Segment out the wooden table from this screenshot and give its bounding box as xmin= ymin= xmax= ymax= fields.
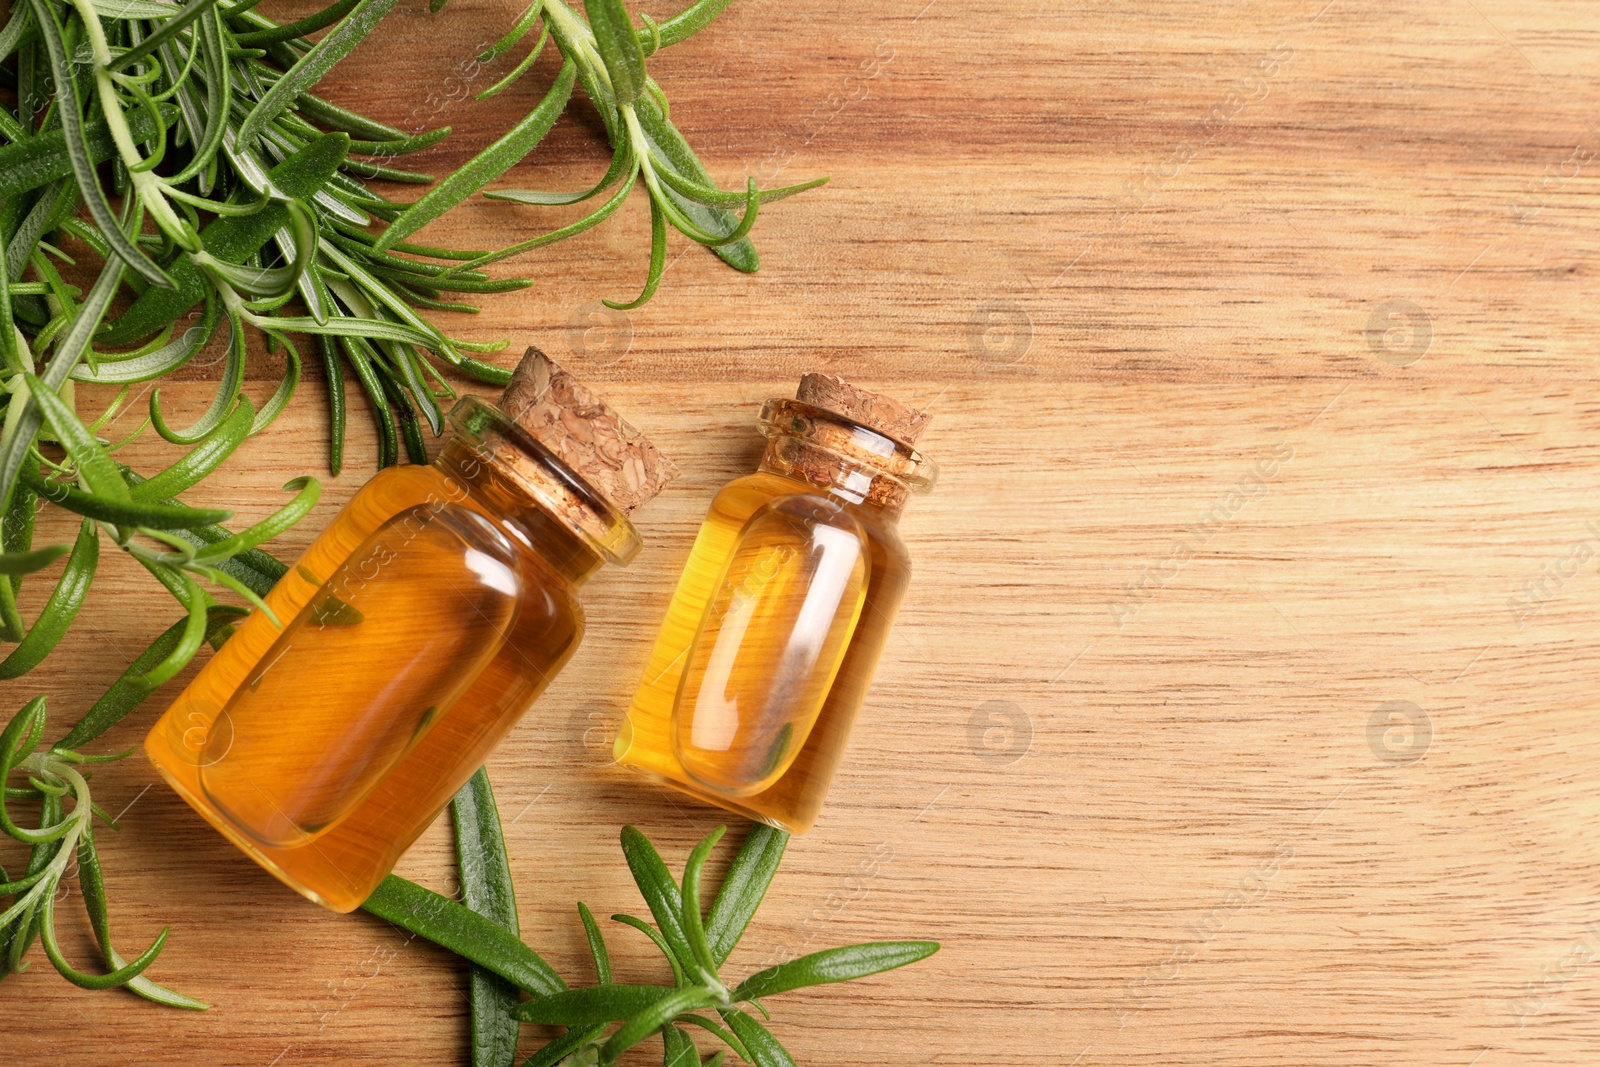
xmin=7 ymin=0 xmax=1600 ymax=1063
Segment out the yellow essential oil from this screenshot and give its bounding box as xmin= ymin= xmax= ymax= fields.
xmin=617 ymin=375 xmax=937 ymax=832
xmin=146 ymin=350 xmax=676 ymax=912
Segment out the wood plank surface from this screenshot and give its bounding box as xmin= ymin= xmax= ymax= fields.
xmin=6 ymin=0 xmax=1600 ymax=1063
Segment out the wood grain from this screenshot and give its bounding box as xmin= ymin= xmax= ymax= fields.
xmin=6 ymin=0 xmax=1600 ymax=1063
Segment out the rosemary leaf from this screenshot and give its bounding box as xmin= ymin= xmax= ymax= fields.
xmin=375 ymin=61 xmax=577 ymax=252
xmin=236 ymin=0 xmax=400 ymax=147
xmin=361 ymin=876 xmax=565 ymax=996
xmin=451 ymin=768 xmax=522 ymax=1067
xmin=704 ymin=824 xmax=787 ymax=966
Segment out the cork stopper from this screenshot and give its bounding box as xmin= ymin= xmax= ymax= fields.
xmin=795 ymin=373 xmax=931 ymax=447
xmin=498 ymin=347 xmax=679 ymax=515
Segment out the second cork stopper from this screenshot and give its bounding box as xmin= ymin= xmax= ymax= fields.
xmin=795 ymin=373 xmax=932 ymax=448
xmin=498 ymin=347 xmax=679 ymax=515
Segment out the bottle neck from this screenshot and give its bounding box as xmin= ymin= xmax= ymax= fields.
xmin=435 ymin=397 xmax=642 ymax=586
xmin=755 ymin=399 xmax=937 ymax=518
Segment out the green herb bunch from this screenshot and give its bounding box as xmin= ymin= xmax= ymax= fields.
xmin=365 ymin=805 xmax=938 ymax=1067
xmin=2 ymin=0 xmax=538 ymax=477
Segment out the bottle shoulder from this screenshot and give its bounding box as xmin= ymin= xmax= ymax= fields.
xmin=350 ymin=462 xmax=462 ymax=508
xmin=714 ymin=470 xmax=805 ymax=502
xmin=348 ymin=463 xmax=601 ymax=595
xmin=710 ymin=472 xmax=909 ymax=562
xmin=710 ymin=472 xmax=900 ymax=523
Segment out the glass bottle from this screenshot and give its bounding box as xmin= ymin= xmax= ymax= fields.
xmin=145 ymin=349 xmax=677 ymax=912
xmin=615 ymin=374 xmax=937 ymax=833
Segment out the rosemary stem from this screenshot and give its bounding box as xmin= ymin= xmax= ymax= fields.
xmin=542 ymin=0 xmax=607 ymax=83
xmin=68 ymin=0 xmax=201 ymax=251
xmin=0 ymin=754 xmax=91 ymax=927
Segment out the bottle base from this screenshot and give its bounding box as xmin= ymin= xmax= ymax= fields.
xmin=616 ymin=763 xmax=816 ymax=834
xmin=145 ymin=750 xmax=362 ymax=913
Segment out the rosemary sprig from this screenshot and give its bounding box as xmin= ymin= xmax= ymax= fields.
xmin=0 ymin=696 xmax=209 ymax=1008
xmin=366 ymin=823 xmax=938 ymax=1067
xmin=379 ymin=0 xmax=827 ymax=308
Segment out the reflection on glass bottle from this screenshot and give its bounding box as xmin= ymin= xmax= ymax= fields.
xmin=673 ymin=494 xmax=870 ymax=796
xmin=145 ymin=350 xmax=677 ymax=912
xmin=198 ymin=507 xmax=522 ymax=847
xmin=618 ymin=374 xmax=937 ymax=833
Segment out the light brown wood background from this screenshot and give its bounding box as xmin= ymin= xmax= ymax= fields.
xmin=6 ymin=0 xmax=1600 ymax=1062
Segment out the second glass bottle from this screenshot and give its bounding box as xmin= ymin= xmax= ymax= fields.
xmin=616 ymin=373 xmax=938 ymax=832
